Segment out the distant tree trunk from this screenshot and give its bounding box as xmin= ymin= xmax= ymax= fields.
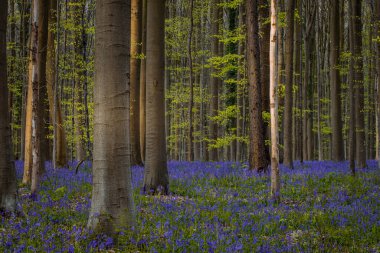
xmin=0 ymin=0 xmax=17 ymax=212
xmin=88 ymin=0 xmax=135 ymax=234
xmin=209 ymin=0 xmax=219 ymax=161
xmin=330 ymin=0 xmax=344 ymax=161
xmin=376 ymin=0 xmax=380 ymax=168
xmin=20 ymin=0 xmax=30 ymax=161
xmin=294 ymin=0 xmax=302 ymax=161
xmin=187 ymin=0 xmax=194 ymax=161
xmin=258 ymin=0 xmax=270 ymax=161
xmin=348 ymin=0 xmax=356 ymax=175
xmin=47 ymin=0 xmax=67 ymax=168
xmin=270 ymin=0 xmax=280 ymax=202
xmin=236 ymin=3 xmax=245 ymax=162
xmin=31 ymin=0 xmax=48 ymax=195
xmin=246 ymin=0 xmax=267 ymax=171
xmin=283 ymin=0 xmax=295 ymax=168
xmin=143 ymin=0 xmax=169 ymax=194
xmin=130 ymin=0 xmax=143 ymax=166
xmin=139 ymin=0 xmax=147 ymax=162
xmin=351 ymin=0 xmax=366 ymax=168
xmin=23 ymin=49 xmax=33 ymax=184
xmin=303 ymin=1 xmax=315 ymax=161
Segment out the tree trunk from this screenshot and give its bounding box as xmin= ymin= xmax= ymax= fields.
xmin=0 ymin=0 xmax=17 ymax=212
xmin=139 ymin=0 xmax=147 ymax=162
xmin=270 ymin=0 xmax=280 ymax=202
xmin=47 ymin=0 xmax=67 ymax=168
xmin=143 ymin=0 xmax=169 ymax=194
xmin=294 ymin=0 xmax=302 ymax=161
xmin=187 ymin=0 xmax=194 ymax=161
xmin=130 ymin=0 xmax=143 ymax=166
xmin=88 ymin=0 xmax=135 ymax=234
xmin=303 ymin=1 xmax=315 ymax=161
xmin=209 ymin=0 xmax=219 ymax=161
xmin=351 ymin=0 xmax=366 ymax=168
xmin=349 ymin=1 xmax=356 ymax=175
xmin=236 ymin=3 xmax=245 ymax=162
xmin=330 ymin=0 xmax=344 ymax=161
xmin=376 ymin=0 xmax=380 ymax=168
xmin=246 ymin=0 xmax=267 ymax=171
xmin=23 ymin=49 xmax=33 ymax=184
xmin=259 ymin=0 xmax=270 ymax=162
xmin=283 ymin=0 xmax=295 ymax=168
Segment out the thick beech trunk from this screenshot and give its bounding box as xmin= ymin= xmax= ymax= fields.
xmin=88 ymin=0 xmax=135 ymax=233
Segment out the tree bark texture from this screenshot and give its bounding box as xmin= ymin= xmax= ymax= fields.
xmin=139 ymin=0 xmax=147 ymax=162
xmin=330 ymin=0 xmax=344 ymax=161
xmin=283 ymin=0 xmax=295 ymax=168
xmin=270 ymin=0 xmax=280 ymax=202
xmin=0 ymin=0 xmax=17 ymax=212
xmin=130 ymin=0 xmax=143 ymax=166
xmin=88 ymin=0 xmax=135 ymax=234
xmin=246 ymin=0 xmax=267 ymax=171
xmin=209 ymin=0 xmax=220 ymax=161
xmin=143 ymin=0 xmax=169 ymax=194
xmin=351 ymin=0 xmax=366 ymax=168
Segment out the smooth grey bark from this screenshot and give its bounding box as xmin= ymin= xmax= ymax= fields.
xmin=143 ymin=0 xmax=169 ymax=194
xmin=0 ymin=0 xmax=17 ymax=212
xmin=88 ymin=0 xmax=135 ymax=233
xmin=270 ymin=0 xmax=280 ymax=202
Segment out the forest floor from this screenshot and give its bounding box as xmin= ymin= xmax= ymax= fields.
xmin=1 ymin=160 xmax=380 ymax=252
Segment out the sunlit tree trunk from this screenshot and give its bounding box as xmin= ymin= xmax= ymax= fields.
xmin=31 ymin=0 xmax=48 ymax=195
xmin=88 ymin=0 xmax=135 ymax=233
xmin=30 ymin=0 xmax=40 ymax=194
xmin=270 ymin=0 xmax=280 ymax=202
xmin=143 ymin=0 xmax=169 ymax=194
xmin=246 ymin=0 xmax=267 ymax=171
xmin=0 ymin=0 xmax=17 ymax=212
xmin=23 ymin=49 xmax=33 ymax=184
xmin=283 ymin=0 xmax=295 ymax=168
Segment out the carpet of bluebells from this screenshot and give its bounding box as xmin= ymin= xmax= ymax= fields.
xmin=1 ymin=160 xmax=380 ymax=252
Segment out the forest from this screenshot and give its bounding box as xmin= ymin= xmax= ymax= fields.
xmin=0 ymin=0 xmax=379 ymax=252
